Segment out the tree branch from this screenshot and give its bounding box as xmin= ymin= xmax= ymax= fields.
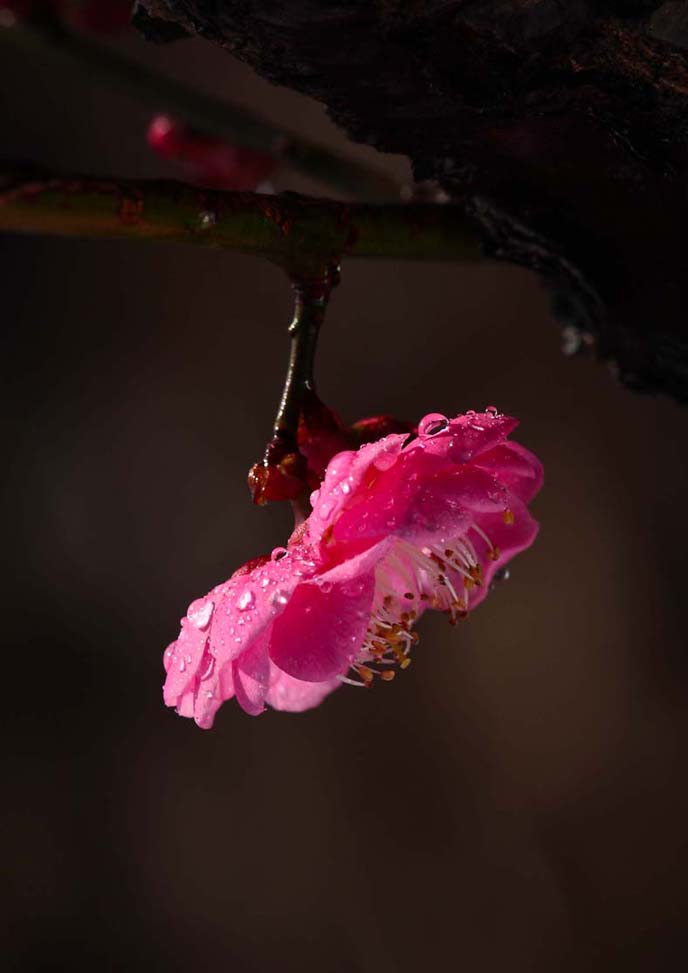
xmin=136 ymin=1 xmax=688 ymax=403
xmin=0 ymin=169 xmax=483 ymax=275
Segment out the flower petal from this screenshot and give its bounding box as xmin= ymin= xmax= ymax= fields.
xmin=412 ymin=411 xmax=519 ymax=462
xmin=307 ymin=434 xmax=408 ymax=548
xmin=473 ymin=442 xmax=544 ymax=504
xmin=162 ymin=616 xmax=210 ymax=709
xmin=233 ymin=630 xmax=271 ymax=716
xmin=266 ymin=666 xmax=341 ymax=712
xmin=466 ymin=495 xmax=540 ymax=610
xmin=268 ymin=546 xmax=383 ymax=681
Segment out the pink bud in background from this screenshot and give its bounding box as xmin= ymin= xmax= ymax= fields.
xmin=147 ymin=114 xmax=278 ymax=191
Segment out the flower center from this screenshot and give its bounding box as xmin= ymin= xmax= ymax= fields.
xmin=340 ymin=523 xmax=500 ymax=688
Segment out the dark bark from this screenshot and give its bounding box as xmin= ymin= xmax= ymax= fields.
xmin=135 ymin=1 xmax=688 ymax=402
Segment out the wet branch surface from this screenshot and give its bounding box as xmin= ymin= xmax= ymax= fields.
xmin=137 ymin=0 xmax=688 ymax=403
xmin=0 ymin=169 xmax=483 ymax=275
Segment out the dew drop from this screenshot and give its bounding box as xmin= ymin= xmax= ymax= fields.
xmin=485 ymin=405 xmax=499 ymax=416
xmin=187 ymin=598 xmax=213 ymax=630
xmin=179 ymin=657 xmax=186 ymax=673
xmin=341 ymin=481 xmax=351 ymax=495
xmin=236 ymin=588 xmax=255 ymax=611
xmin=319 ymin=501 xmax=333 ymax=520
xmin=272 ymin=589 xmax=289 ymax=607
xmin=418 ymin=413 xmax=449 ymax=438
xmin=271 ymin=547 xmax=288 ymax=562
xmin=319 ymin=580 xmax=333 ymax=594
xmin=200 ymin=655 xmax=215 ymax=681
xmin=490 ymin=566 xmax=511 ymax=591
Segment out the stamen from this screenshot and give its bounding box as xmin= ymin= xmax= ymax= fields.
xmin=342 ymin=522 xmax=501 ymax=690
xmin=338 ymin=674 xmax=368 ymax=688
xmin=470 ymin=522 xmax=500 ymax=561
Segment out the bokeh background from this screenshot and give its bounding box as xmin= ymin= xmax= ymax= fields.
xmin=2 ymin=20 xmax=688 ymax=973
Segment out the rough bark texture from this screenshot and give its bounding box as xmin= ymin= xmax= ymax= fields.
xmin=135 ymin=1 xmax=688 ymax=402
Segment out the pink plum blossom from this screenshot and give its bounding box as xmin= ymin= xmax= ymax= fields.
xmin=163 ymin=408 xmax=543 ymax=727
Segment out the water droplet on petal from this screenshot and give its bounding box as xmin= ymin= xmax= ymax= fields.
xmin=340 ymin=481 xmax=351 ymax=495
xmin=271 ymin=547 xmax=288 ymax=562
xmin=200 ymin=655 xmax=215 ymax=681
xmin=485 ymin=405 xmax=499 ymax=416
xmin=236 ymin=588 xmax=255 ymax=611
xmin=418 ymin=413 xmax=449 ymax=438
xmin=490 ymin=566 xmax=511 ymax=591
xmin=260 ymin=577 xmax=270 ymax=589
xmin=179 ymin=657 xmax=186 ymax=673
xmin=319 ymin=580 xmax=333 ymax=594
xmin=319 ymin=501 xmax=333 ymax=520
xmin=272 ymin=589 xmax=289 ymax=607
xmin=187 ymin=598 xmax=213 ymax=630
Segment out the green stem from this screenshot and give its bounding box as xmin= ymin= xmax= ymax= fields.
xmin=274 ymin=267 xmax=337 ymax=441
xmin=0 ymin=21 xmax=401 ymax=201
xmin=0 ymin=170 xmax=483 ymax=275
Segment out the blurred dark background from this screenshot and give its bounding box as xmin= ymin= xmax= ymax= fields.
xmin=2 ymin=21 xmax=688 ymax=973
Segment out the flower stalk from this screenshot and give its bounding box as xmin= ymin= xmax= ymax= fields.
xmin=276 ymin=267 xmax=338 ymax=441
xmin=248 ymin=266 xmax=339 ymax=508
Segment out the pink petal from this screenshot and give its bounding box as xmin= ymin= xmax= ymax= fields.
xmin=307 ymin=434 xmax=408 ymax=548
xmin=269 ymin=546 xmax=383 ymax=681
xmin=162 ymin=615 xmax=210 ymax=709
xmin=164 ymin=545 xmax=319 ymax=722
xmin=467 ymin=496 xmax=540 ymax=610
xmin=473 ymin=442 xmax=544 ymax=503
xmin=193 ymin=661 xmax=235 ymax=730
xmin=265 ymin=666 xmax=341 ymax=712
xmin=233 ymin=630 xmax=271 ymax=716
xmin=412 ymin=411 xmax=519 ymax=463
